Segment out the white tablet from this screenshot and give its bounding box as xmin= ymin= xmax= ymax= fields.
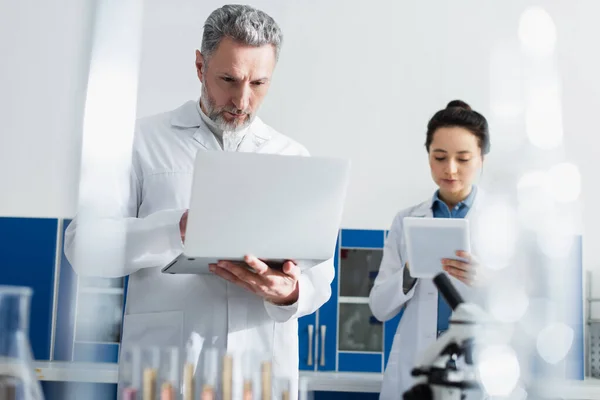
xmin=403 ymin=217 xmax=471 ymax=278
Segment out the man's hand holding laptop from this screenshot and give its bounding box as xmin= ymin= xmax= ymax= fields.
xmin=180 ymin=209 xmax=301 ymax=305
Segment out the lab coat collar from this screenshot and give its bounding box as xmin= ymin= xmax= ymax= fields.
xmin=236 ymin=118 xmax=271 ymax=152
xmin=170 ymin=100 xmax=272 ymax=151
xmin=409 ymin=198 xmax=435 ymax=218
xmin=170 ymin=100 xmax=203 ymax=128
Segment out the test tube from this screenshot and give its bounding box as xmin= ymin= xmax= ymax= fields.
xmin=279 ymin=378 xmax=291 ymax=400
xmin=241 ymin=352 xmax=255 ymax=400
xmin=261 ymin=360 xmax=272 ymax=400
xmin=143 ymin=369 xmax=157 ymax=400
xmin=120 ymin=346 xmax=141 ymax=400
xmin=0 ymin=375 xmax=19 ymax=400
xmin=183 ymin=363 xmax=195 ymax=400
xmin=159 ymin=347 xmax=179 ymax=400
xmin=299 ymin=377 xmax=309 ymax=400
xmin=222 ymin=354 xmax=233 ymax=400
xmin=142 ymin=347 xmax=160 ymax=400
xmin=202 ymin=348 xmax=219 ymax=400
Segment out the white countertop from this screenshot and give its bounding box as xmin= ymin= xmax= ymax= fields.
xmin=298 ymin=371 xmax=382 ymax=393
xmin=531 ymin=379 xmax=600 ymax=399
xmin=33 ymin=362 xmax=382 ymax=393
xmin=34 ymin=361 xmax=118 ymax=385
xmin=32 ymin=362 xmax=600 ymax=398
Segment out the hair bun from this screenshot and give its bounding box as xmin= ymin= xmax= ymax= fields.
xmin=446 ymin=100 xmax=472 ymax=111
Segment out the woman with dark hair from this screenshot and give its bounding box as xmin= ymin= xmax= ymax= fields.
xmin=369 ymin=100 xmax=491 ymax=399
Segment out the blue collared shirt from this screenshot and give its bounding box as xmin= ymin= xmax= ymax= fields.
xmin=432 ymin=185 xmax=477 ymax=219
xmin=433 ymin=185 xmax=477 ymax=336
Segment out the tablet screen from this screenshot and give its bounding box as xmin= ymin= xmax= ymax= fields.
xmin=403 ymin=217 xmax=470 ymax=278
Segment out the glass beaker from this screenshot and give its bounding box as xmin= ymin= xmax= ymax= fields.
xmin=0 ymin=286 xmax=44 ymax=400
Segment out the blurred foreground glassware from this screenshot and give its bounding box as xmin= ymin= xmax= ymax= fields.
xmin=0 ymin=286 xmax=44 ymax=400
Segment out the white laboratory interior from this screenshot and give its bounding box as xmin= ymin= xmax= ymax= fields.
xmin=1 ymin=0 xmax=600 ymax=399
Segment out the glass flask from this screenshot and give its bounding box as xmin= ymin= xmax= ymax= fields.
xmin=0 ymin=286 xmax=44 ymax=400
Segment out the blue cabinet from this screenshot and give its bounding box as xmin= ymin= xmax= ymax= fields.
xmin=300 ymin=229 xmax=403 ymax=373
xmin=0 ymin=218 xmax=124 ymax=364
xmin=0 ymin=217 xmax=58 ymax=360
xmin=337 ymin=229 xmax=386 ymax=373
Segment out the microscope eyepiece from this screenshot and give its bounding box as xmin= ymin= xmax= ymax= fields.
xmin=433 ymin=273 xmax=464 ymax=310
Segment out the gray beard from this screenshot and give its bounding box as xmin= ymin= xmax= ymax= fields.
xmin=200 ymin=84 xmax=255 ymax=133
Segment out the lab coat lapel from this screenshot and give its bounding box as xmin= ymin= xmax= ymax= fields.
xmin=169 ymin=99 xmax=222 ymax=151
xmin=408 ymin=196 xmax=436 ymax=353
xmin=457 ymin=188 xmax=486 ymax=302
xmin=192 ymin=123 xmax=222 ymax=151
xmin=465 ymin=188 xmax=485 ymax=259
xmin=237 ymin=117 xmax=271 ymax=153
xmin=465 ymin=187 xmax=484 ymax=222
xmin=409 ymin=198 xmax=434 ymax=218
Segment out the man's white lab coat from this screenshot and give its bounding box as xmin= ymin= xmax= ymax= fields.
xmin=64 ymin=100 xmax=335 ymax=399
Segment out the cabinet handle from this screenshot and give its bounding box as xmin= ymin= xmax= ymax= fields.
xmin=307 ymin=324 xmax=314 ymax=366
xmin=320 ymin=325 xmax=326 ymax=367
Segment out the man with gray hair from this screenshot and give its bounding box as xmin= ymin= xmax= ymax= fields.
xmin=65 ymin=4 xmax=334 ymax=399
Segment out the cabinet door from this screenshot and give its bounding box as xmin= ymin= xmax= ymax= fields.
xmin=336 ymin=229 xmax=385 ymax=373
xmin=0 ymin=217 xmax=58 ymax=360
xmin=53 ymin=219 xmax=76 ymax=361
xmin=314 ymin=234 xmax=340 ymax=371
xmin=298 ymin=313 xmax=317 ymax=371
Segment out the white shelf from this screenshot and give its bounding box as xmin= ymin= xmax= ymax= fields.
xmin=79 ymin=287 xmax=124 ymax=295
xmin=338 ymin=296 xmax=370 ymax=304
xmin=74 ymin=341 xmax=120 ymax=346
xmin=340 ymin=247 xmax=384 ymax=251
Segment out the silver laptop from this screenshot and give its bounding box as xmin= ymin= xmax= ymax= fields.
xmin=161 ymin=151 xmax=350 ymax=274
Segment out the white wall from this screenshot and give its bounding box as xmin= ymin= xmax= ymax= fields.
xmin=134 ymin=0 xmax=593 ymax=223
xmin=136 ymin=0 xmax=494 ymax=229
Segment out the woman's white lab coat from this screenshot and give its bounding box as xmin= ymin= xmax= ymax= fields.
xmin=64 ymin=100 xmax=334 ymax=399
xmin=369 ymin=191 xmax=486 ymax=399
